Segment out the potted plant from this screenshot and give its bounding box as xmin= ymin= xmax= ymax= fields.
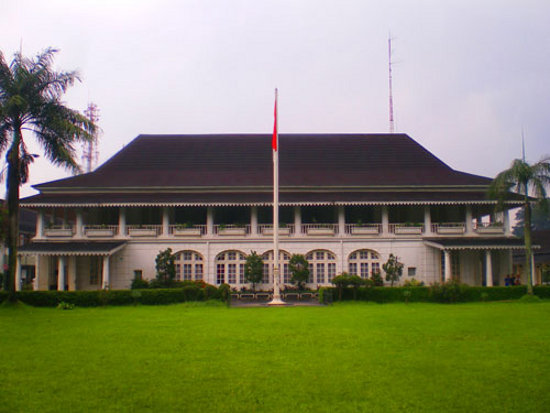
xmin=173 ymin=222 xmax=201 ymax=236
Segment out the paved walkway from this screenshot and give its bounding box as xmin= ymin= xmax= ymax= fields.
xmin=230 ymin=299 xmax=324 ymax=307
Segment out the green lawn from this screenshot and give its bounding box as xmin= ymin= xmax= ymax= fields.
xmin=1 ymin=301 xmax=549 ymax=412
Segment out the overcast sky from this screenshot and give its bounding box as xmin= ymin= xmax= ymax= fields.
xmin=3 ymin=0 xmax=550 ymax=197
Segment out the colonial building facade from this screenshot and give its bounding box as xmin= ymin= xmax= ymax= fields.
xmin=18 ymin=133 xmax=526 ymax=291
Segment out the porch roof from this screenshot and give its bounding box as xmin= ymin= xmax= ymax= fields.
xmin=18 ymin=241 xmax=127 ymax=256
xmin=20 ymin=190 xmax=518 ymax=208
xmin=424 ymin=237 xmax=533 ymax=250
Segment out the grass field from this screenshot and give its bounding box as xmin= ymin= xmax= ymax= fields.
xmin=1 ymin=301 xmax=549 ymax=412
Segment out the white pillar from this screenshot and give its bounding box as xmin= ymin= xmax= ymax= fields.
xmin=68 ymin=256 xmax=77 ymax=291
xmin=33 ymin=256 xmax=40 ymax=291
xmin=118 ymin=207 xmax=126 ymax=236
xmin=485 ymin=250 xmax=493 ymax=287
xmin=424 ymin=205 xmax=432 ymax=235
xmin=15 ymin=256 xmax=22 ymax=291
xmin=162 ymin=207 xmax=170 ymax=237
xmin=102 ymin=256 xmax=110 ymax=289
xmin=58 ymin=256 xmax=66 ymax=291
xmin=250 ymin=206 xmax=258 ymax=235
xmin=338 ymin=206 xmax=346 ymax=236
xmin=503 ymin=209 xmax=510 ymax=236
xmin=36 ymin=209 xmax=44 ymax=239
xmin=381 ymin=206 xmax=389 ymax=235
xmin=444 ymin=250 xmax=452 ymax=282
xmin=465 ymin=206 xmax=473 ymax=234
xmin=294 ymin=206 xmax=301 ymax=236
xmin=207 ymin=207 xmax=214 ymax=235
xmin=75 ymin=209 xmax=83 ymax=238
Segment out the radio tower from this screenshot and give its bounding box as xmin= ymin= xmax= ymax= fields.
xmin=388 ymin=35 xmax=395 ymax=134
xmin=82 ymin=102 xmax=100 ymax=173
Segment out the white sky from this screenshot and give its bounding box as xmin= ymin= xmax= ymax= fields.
xmin=2 ymin=0 xmax=550 ymax=197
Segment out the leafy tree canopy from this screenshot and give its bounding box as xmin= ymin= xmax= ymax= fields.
xmin=244 ymin=251 xmax=264 ymax=292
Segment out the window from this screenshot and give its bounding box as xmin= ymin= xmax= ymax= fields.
xmin=260 ymin=250 xmax=291 ymax=286
xmin=228 ymin=264 xmax=237 ymax=284
xmin=182 ymin=264 xmax=193 ymax=281
xmin=216 ymin=250 xmax=246 ymax=286
xmin=133 ymin=270 xmax=143 ymax=280
xmin=348 ymin=249 xmax=381 ymax=280
xmin=328 ymin=263 xmax=336 ymax=282
xmin=306 ymin=250 xmax=337 ymax=285
xmin=316 ymin=263 xmax=325 ymax=284
xmin=217 ymin=264 xmax=225 ymax=284
xmin=408 ymin=267 xmax=417 ymax=277
xmin=176 ymin=250 xmax=204 ymax=281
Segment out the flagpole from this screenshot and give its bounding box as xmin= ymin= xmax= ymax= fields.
xmin=269 ymin=88 xmax=284 ymax=305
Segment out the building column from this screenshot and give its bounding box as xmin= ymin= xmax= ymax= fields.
xmin=68 ymin=256 xmax=77 ymax=291
xmin=102 ymin=256 xmax=110 ymax=289
xmin=36 ymin=209 xmax=44 ymax=239
xmin=250 ymin=206 xmax=258 ymax=235
xmin=444 ymin=250 xmax=452 ymax=282
xmin=337 ymin=206 xmax=346 ymax=236
xmin=465 ymin=206 xmax=473 ymax=234
xmin=503 ymin=209 xmax=510 ymax=236
xmin=423 ymin=205 xmax=432 ymax=235
xmin=58 ymin=256 xmax=66 ymax=291
xmin=207 ymin=207 xmax=214 ymax=236
xmin=15 ymin=256 xmax=22 ymax=291
xmin=33 ymin=256 xmax=40 ymax=291
xmin=485 ymin=250 xmax=493 ymax=287
xmin=75 ymin=209 xmax=84 ymax=238
xmin=162 ymin=207 xmax=170 ymax=237
xmin=381 ymin=206 xmax=389 ymax=235
xmin=293 ymin=206 xmax=301 ymax=236
xmin=118 ymin=207 xmax=126 ymax=236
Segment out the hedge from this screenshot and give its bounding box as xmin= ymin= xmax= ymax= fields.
xmin=320 ymin=285 xmax=550 ymax=304
xmin=0 ymin=284 xmax=224 ymax=307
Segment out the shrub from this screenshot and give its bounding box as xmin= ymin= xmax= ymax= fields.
xmin=218 ymin=283 xmax=231 ymax=303
xmin=57 ymin=301 xmax=75 ymax=310
xmin=429 ymin=280 xmax=469 ymax=303
xmin=319 ymin=287 xmax=333 ymax=305
xmin=370 ymin=270 xmax=384 ymax=286
xmin=131 ymin=277 xmax=149 ymax=289
xmin=403 ymin=278 xmax=424 ymax=287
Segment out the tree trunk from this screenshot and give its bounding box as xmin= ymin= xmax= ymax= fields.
xmin=524 ymin=200 xmax=534 ymax=295
xmin=5 ymin=129 xmax=21 ymax=301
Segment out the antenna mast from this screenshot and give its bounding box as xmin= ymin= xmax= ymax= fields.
xmin=82 ymin=102 xmax=100 ymax=173
xmin=388 ymin=35 xmax=395 ymax=133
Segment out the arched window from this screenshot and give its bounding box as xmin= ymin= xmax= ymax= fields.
xmin=175 ymin=250 xmax=204 ymax=281
xmin=215 ymin=250 xmax=246 ymax=285
xmin=305 ymin=250 xmax=336 ymax=285
xmin=348 ymin=249 xmax=380 ymax=279
xmin=261 ymin=250 xmax=291 ymax=284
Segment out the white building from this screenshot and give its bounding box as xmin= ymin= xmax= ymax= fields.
xmin=18 ymin=133 xmax=526 ymax=291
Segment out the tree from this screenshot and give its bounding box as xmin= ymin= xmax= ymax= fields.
xmin=382 ymin=253 xmax=404 ymax=287
xmin=331 ymin=273 xmax=351 ymax=301
xmin=512 ymin=204 xmax=550 ymax=237
xmin=0 ymin=48 xmax=94 ymax=299
xmin=155 ymin=248 xmax=176 ymax=286
xmin=489 ymin=158 xmax=550 ymax=295
xmin=244 ymin=251 xmax=264 ymax=292
xmin=288 ymin=254 xmax=309 ymax=290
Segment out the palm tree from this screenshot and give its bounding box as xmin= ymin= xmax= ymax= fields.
xmin=0 ymin=48 xmax=95 ymax=300
xmin=489 ymin=158 xmax=550 ymax=295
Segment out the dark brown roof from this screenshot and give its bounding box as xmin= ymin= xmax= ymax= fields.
xmin=34 ymin=134 xmax=492 ymax=189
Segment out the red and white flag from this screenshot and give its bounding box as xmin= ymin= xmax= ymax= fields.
xmin=272 ymin=89 xmax=278 ymax=151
